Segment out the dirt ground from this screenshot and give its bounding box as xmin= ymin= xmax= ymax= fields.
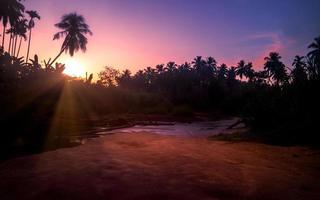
xmin=0 ymin=132 xmax=320 ymax=200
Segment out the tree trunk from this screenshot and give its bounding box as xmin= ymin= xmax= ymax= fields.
xmin=13 ymin=35 xmax=18 ymax=57
xmin=26 ymin=28 xmax=32 ymax=63
xmin=49 ymin=46 xmax=66 ymax=68
xmin=11 ymin=34 xmax=15 ymax=55
xmin=17 ymin=36 xmax=22 ymax=57
xmin=8 ymin=33 xmax=12 ymax=54
xmin=1 ymin=25 xmax=6 ymax=48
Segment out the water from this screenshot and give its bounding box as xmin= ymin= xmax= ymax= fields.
xmin=96 ymin=118 xmax=245 ymax=137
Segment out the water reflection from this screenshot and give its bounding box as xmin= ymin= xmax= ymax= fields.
xmin=97 ymin=118 xmax=245 ymax=137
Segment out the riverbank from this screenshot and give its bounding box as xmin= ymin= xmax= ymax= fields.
xmin=1 ymin=131 xmax=319 ymax=199
xmin=0 ymin=113 xmax=220 ymax=161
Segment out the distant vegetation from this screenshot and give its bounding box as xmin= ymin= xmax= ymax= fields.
xmin=1 ymin=0 xmax=320 ymax=158
xmin=96 ymin=45 xmax=320 ymax=145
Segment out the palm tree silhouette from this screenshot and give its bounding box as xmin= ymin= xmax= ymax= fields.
xmin=25 ymin=10 xmax=40 ymax=63
xmin=15 ymin=18 xmax=27 ymax=57
xmin=264 ymin=52 xmax=288 ymax=85
xmin=217 ymin=63 xmax=228 ymax=80
xmin=165 ymin=62 xmax=177 ymax=72
xmin=236 ymin=60 xmax=246 ymax=79
xmin=245 ymin=62 xmax=255 ymax=82
xmin=291 ymin=55 xmax=307 ymax=83
xmin=6 ymin=26 xmax=14 ymax=54
xmin=227 ymin=66 xmax=237 ymax=82
xmin=236 ymin=60 xmax=255 ymax=82
xmin=144 ymin=66 xmax=155 ymax=85
xmin=155 ymin=64 xmax=164 ymax=74
xmin=307 ymin=36 xmax=320 ymax=78
xmin=192 ymin=56 xmax=205 ymax=71
xmin=206 ymin=56 xmax=217 ymax=72
xmin=12 ymin=18 xmax=27 ymax=57
xmin=49 ymin=13 xmax=92 ymax=67
xmin=179 ymin=62 xmax=191 ymax=72
xmin=6 ymin=18 xmax=27 ymax=56
xmin=0 ymin=0 xmax=24 ymax=48
xmin=117 ymin=69 xmax=132 ymax=88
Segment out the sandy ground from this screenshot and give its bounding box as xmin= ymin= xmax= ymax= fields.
xmin=0 ymin=132 xmax=320 ymax=200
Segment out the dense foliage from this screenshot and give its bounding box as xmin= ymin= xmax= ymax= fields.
xmin=96 ymin=48 xmax=320 ymax=145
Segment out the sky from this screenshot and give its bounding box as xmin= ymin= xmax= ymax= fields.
xmin=11 ymin=0 xmax=320 ymax=76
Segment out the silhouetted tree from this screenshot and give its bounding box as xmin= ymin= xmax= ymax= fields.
xmin=155 ymin=64 xmax=164 ymax=74
xmin=165 ymin=61 xmax=177 ymax=73
xmin=25 ymin=10 xmax=40 ymax=63
xmin=6 ymin=19 xmax=26 ymax=56
xmin=144 ymin=66 xmax=155 ymax=86
xmin=179 ymin=62 xmax=191 ymax=73
xmin=227 ymin=66 xmax=236 ymax=82
xmin=245 ymin=63 xmax=255 ymax=82
xmin=291 ymin=55 xmax=307 ymax=84
xmin=15 ymin=18 xmax=27 ymax=57
xmin=117 ymin=69 xmax=132 ymax=89
xmin=264 ymin=52 xmax=288 ymax=86
xmin=6 ymin=18 xmax=27 ymax=57
xmin=217 ymin=63 xmax=228 ymax=80
xmin=49 ymin=13 xmax=92 ymax=67
xmin=307 ymin=36 xmax=320 ymax=79
xmin=192 ymin=56 xmax=205 ymax=70
xmin=0 ymin=0 xmax=24 ymax=48
xmin=236 ymin=60 xmax=246 ymax=79
xmin=206 ymin=56 xmax=217 ymax=74
xmin=6 ymin=25 xmax=14 ymax=54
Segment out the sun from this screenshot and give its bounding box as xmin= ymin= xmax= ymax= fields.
xmin=63 ymin=59 xmax=86 ymax=77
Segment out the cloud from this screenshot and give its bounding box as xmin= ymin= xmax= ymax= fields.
xmin=235 ymin=32 xmax=295 ymax=69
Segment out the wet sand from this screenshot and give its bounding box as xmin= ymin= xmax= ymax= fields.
xmin=1 ymin=131 xmax=320 ymax=200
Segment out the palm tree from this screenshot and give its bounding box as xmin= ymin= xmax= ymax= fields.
xmin=227 ymin=66 xmax=237 ymax=82
xmin=193 ymin=56 xmax=213 ymax=81
xmin=236 ymin=60 xmax=246 ymax=79
xmin=245 ymin=62 xmax=255 ymax=82
xmin=291 ymin=55 xmax=307 ymax=83
xmin=236 ymin=61 xmax=255 ymax=82
xmin=206 ymin=56 xmax=217 ymax=72
xmin=155 ymin=64 xmax=164 ymax=74
xmin=15 ymin=18 xmax=27 ymax=57
xmin=192 ymin=56 xmax=205 ymax=71
xmin=307 ymin=36 xmax=320 ymax=78
xmin=25 ymin=10 xmax=40 ymax=63
xmin=217 ymin=63 xmax=228 ymax=80
xmin=144 ymin=66 xmax=155 ymax=86
xmin=306 ymin=56 xmax=317 ymax=80
xmin=6 ymin=26 xmax=14 ymax=54
xmin=264 ymin=52 xmax=288 ymax=85
xmin=0 ymin=0 xmax=24 ymax=48
xmin=5 ymin=18 xmax=27 ymax=56
xmin=165 ymin=61 xmax=177 ymax=72
xmin=179 ymin=62 xmax=191 ymax=72
xmin=49 ymin=13 xmax=92 ymax=67
xmin=205 ymin=56 xmax=217 ymax=78
xmin=116 ymin=69 xmax=132 ymax=88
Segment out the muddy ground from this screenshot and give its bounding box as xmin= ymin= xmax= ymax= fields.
xmin=0 ymin=131 xmax=320 ymax=200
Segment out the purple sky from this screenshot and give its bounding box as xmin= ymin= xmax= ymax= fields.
xmin=22 ymin=0 xmax=320 ymax=74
